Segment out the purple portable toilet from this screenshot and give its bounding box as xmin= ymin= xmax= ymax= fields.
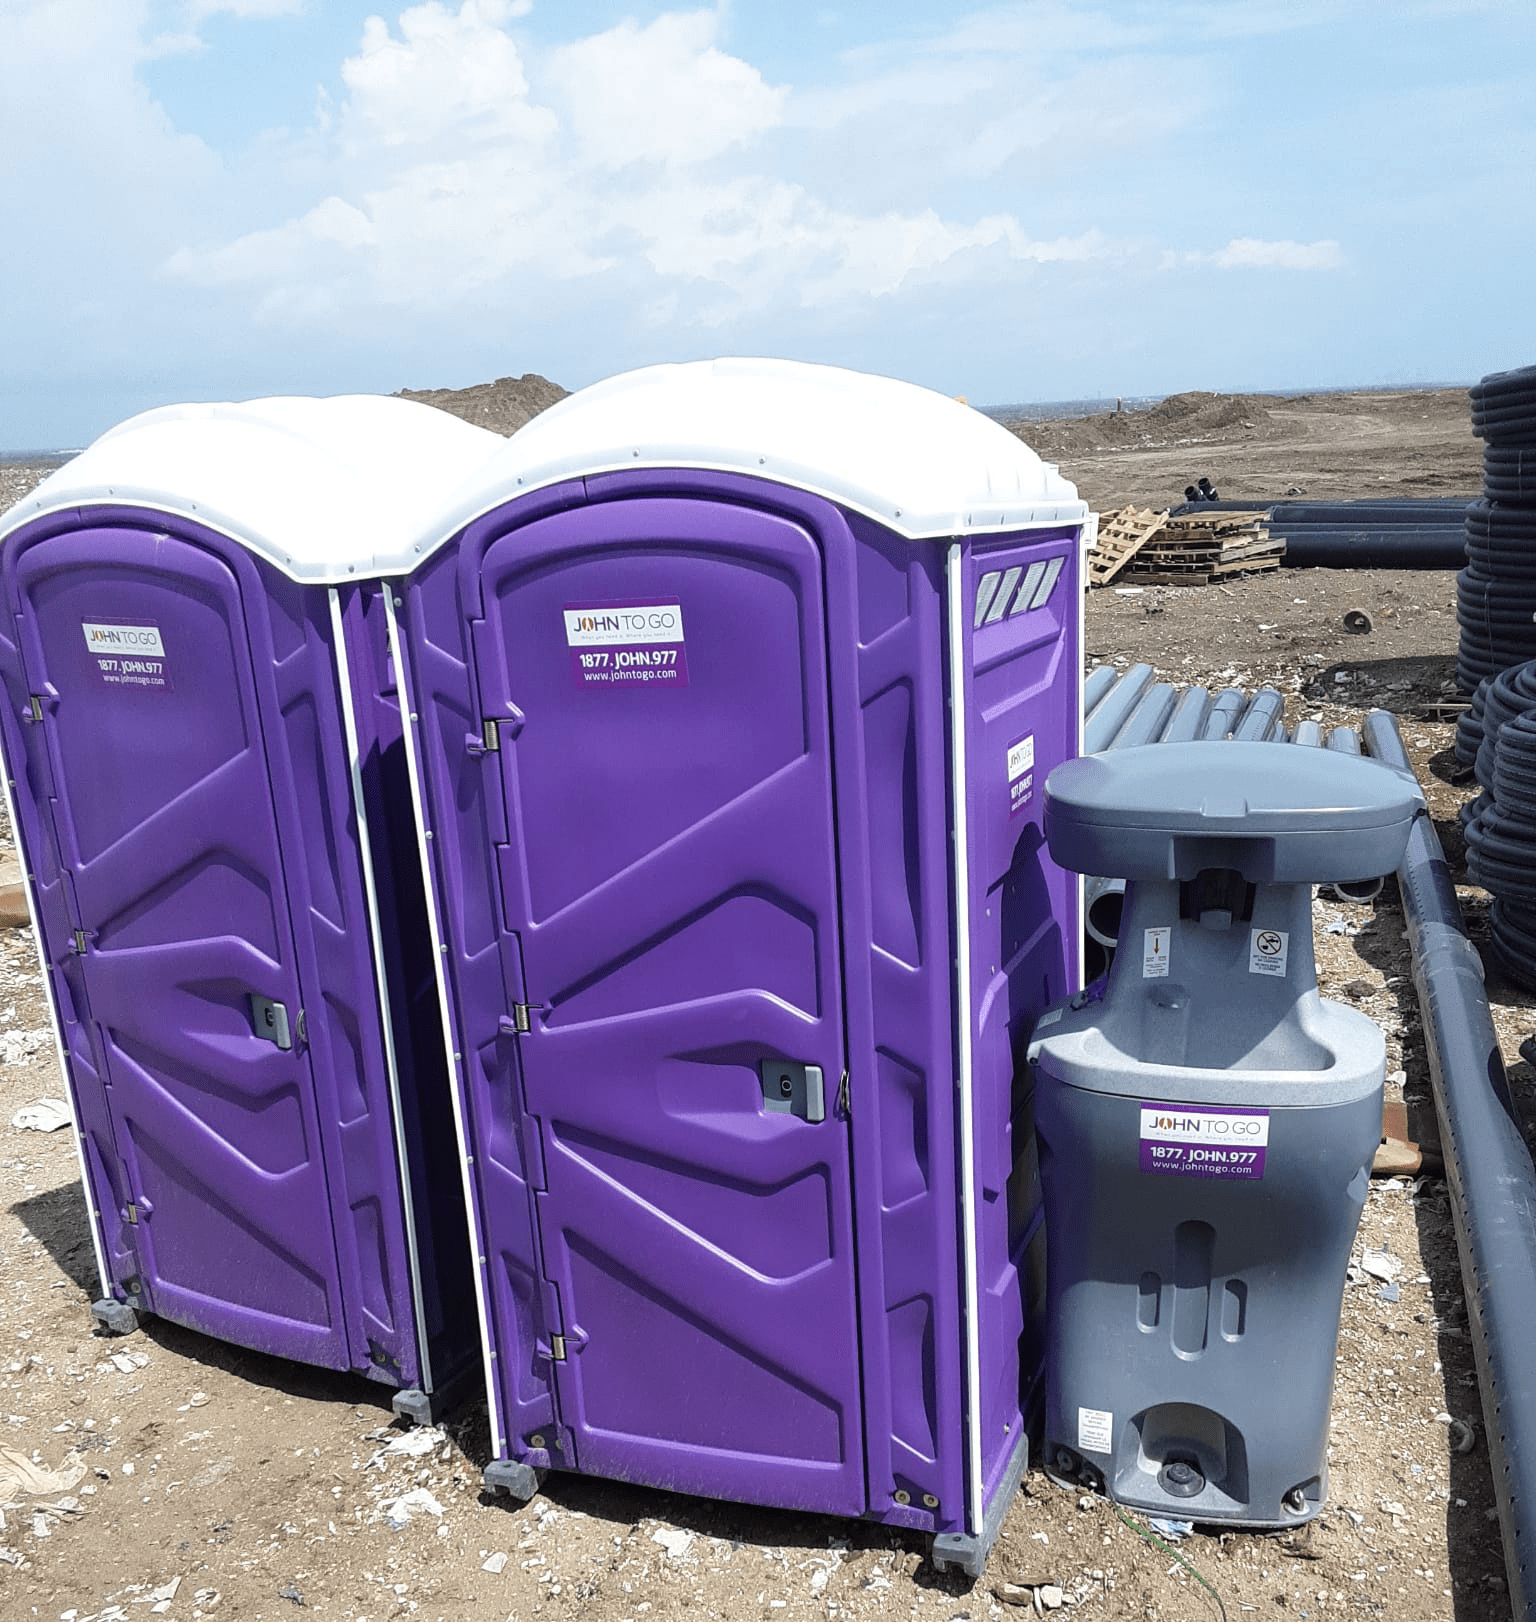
xmin=392 ymin=358 xmax=1089 ymax=1570
xmin=0 ymin=397 xmax=499 ymax=1419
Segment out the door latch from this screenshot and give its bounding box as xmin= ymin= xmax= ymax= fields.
xmin=465 ymin=720 xmax=501 ymax=756
xmin=249 ymin=993 xmax=294 ymax=1051
xmin=760 ymin=1060 xmax=826 ymax=1123
xmin=498 ymin=1004 xmax=533 ymax=1037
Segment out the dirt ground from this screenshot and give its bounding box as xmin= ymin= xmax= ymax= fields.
xmin=0 ymin=385 xmax=1522 ymax=1622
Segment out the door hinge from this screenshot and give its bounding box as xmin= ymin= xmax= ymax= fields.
xmin=500 ymin=1003 xmax=532 ymax=1036
xmin=70 ymin=929 xmax=89 ymax=955
xmin=126 ymin=1202 xmax=139 ymax=1226
xmin=838 ymin=1071 xmax=851 ymax=1116
xmin=549 ymin=1333 xmax=567 ymax=1362
xmin=27 ymin=695 xmax=45 ymax=723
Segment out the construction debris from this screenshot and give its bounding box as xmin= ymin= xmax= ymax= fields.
xmin=1089 ymin=507 xmax=1281 ymax=586
xmin=1086 ymin=506 xmax=1167 ymax=586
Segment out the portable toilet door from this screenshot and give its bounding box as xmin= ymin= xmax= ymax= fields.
xmin=392 ymin=358 xmax=1088 ymax=1565
xmin=0 ymin=397 xmax=499 ymax=1414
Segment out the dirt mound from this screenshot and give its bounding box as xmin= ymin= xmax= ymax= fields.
xmin=1140 ymin=389 xmax=1276 ymax=435
xmin=395 ymin=372 xmax=568 ymax=437
xmin=1008 ymin=391 xmax=1278 ymax=461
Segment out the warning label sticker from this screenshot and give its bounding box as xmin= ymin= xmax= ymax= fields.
xmin=81 ymin=622 xmax=171 ymax=693
xmin=1142 ymin=927 xmax=1170 ymax=978
xmin=1249 ymin=928 xmax=1289 ymax=976
xmin=1007 ymin=733 xmax=1035 ymax=816
xmin=564 ymin=602 xmax=688 ymax=691
xmin=1139 ymin=1102 xmax=1269 ymax=1180
xmin=1077 ymin=1406 xmax=1113 ymax=1454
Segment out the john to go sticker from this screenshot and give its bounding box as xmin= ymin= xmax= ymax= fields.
xmin=564 ymin=602 xmax=688 ymax=690
xmin=1007 ymin=733 xmax=1035 ymax=816
xmin=81 ymin=621 xmax=171 ymax=693
xmin=1139 ymin=1102 xmax=1270 ymax=1181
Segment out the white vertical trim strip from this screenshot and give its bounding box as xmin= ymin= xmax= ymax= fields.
xmin=1076 ymin=520 xmax=1091 ymax=987
xmin=327 ymin=588 xmax=434 ymax=1394
xmin=0 ymin=751 xmax=110 ymax=1298
xmin=945 ymin=541 xmax=985 ymax=1539
xmin=383 ymin=592 xmax=505 ymax=1454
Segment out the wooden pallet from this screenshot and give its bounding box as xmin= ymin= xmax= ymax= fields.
xmin=1135 ymin=537 xmax=1285 ymax=567
xmin=1120 ymin=509 xmax=1281 ymax=585
xmin=1088 ymin=507 xmax=1168 ymax=586
xmin=1129 ymin=556 xmax=1284 ymax=586
xmin=1160 ymin=508 xmax=1271 ymax=531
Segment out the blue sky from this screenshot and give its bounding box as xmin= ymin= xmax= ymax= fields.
xmin=2 ymin=0 xmax=1533 ymax=448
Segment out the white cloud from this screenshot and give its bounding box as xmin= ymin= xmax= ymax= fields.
xmin=1163 ymin=238 xmax=1345 ymax=272
xmin=167 ymin=1 xmax=1124 ymax=325
xmin=1213 ymin=237 xmax=1344 ymax=271
xmin=190 ymin=0 xmax=307 ymax=16
xmin=338 ymin=0 xmax=552 ymax=161
xmin=144 ymin=0 xmax=308 ymax=56
xmin=546 ymin=10 xmax=787 ymax=167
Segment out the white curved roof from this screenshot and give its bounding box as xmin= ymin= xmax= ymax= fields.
xmin=415 ymin=357 xmax=1085 ymax=560
xmin=0 ymin=395 xmax=503 ymax=584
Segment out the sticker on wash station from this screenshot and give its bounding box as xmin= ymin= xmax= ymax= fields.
xmin=563 ymin=602 xmax=688 ymax=690
xmin=1249 ymin=927 xmax=1289 ymax=976
xmin=1077 ymin=1406 xmax=1114 ymax=1454
xmin=1007 ymin=733 xmax=1035 ymax=815
xmin=1139 ymin=1102 xmax=1269 ymax=1180
xmin=81 ymin=622 xmax=171 ymax=693
xmin=1142 ymin=926 xmax=1171 ymax=978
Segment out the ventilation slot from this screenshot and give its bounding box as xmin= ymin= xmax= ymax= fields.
xmin=973 ymin=572 xmax=1002 ymax=629
xmin=984 ymin=566 xmax=1022 ymax=625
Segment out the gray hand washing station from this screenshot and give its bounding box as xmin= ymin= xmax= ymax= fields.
xmin=1026 ymin=741 xmax=1421 ymax=1525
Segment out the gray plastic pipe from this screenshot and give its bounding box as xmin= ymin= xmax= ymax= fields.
xmin=1364 ymin=708 xmax=1536 ymax=1618
xmin=1083 ymin=663 xmax=1153 ymax=752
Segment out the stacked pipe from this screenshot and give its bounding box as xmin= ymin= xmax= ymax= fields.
xmin=1457 ymin=364 xmax=1536 ymax=694
xmin=1462 ymin=662 xmax=1536 ymax=988
xmin=1169 ymin=498 xmax=1468 ymax=568
xmin=1364 ymin=711 xmax=1536 ymax=1619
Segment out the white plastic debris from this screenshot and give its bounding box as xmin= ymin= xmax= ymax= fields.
xmin=9 ymin=1097 xmax=69 ymax=1131
xmin=0 ymin=1444 xmax=85 ymax=1499
xmin=382 ymin=1425 xmax=446 ymax=1458
xmin=0 ymin=1030 xmax=48 ymax=1067
xmin=377 ymin=1486 xmax=445 ymax=1528
xmin=482 ymin=1551 xmax=509 ymax=1574
xmin=1360 ymin=1248 xmax=1403 ymax=1283
xmin=651 ymin=1527 xmax=694 ymax=1560
xmin=1147 ymin=1517 xmax=1194 ymax=1541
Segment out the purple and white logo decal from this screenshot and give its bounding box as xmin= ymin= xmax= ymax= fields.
xmin=564 ymin=602 xmax=688 ymax=690
xmin=1138 ymin=1101 xmax=1269 ymax=1180
xmin=81 ymin=621 xmax=172 ymax=693
xmin=1007 ymin=733 xmax=1036 ymax=816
